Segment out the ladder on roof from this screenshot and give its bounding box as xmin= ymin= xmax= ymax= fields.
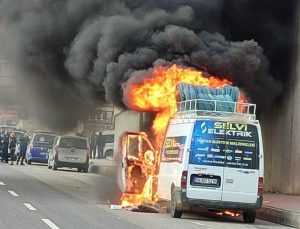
xmin=176 ymin=99 xmax=257 ymax=120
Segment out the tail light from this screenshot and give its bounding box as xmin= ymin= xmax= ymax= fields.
xmin=181 ymin=170 xmax=188 ymax=189
xmin=258 ymin=177 xmax=264 ymax=195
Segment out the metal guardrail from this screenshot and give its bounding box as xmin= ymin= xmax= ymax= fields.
xmin=176 ymin=99 xmax=256 ymax=120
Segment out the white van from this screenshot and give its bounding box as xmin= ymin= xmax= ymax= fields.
xmin=157 ymin=99 xmax=263 ymax=223
xmin=120 ymin=99 xmax=263 ymax=223
xmin=48 ymin=135 xmax=89 ymax=172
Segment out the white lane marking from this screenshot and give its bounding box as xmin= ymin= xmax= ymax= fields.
xmin=24 ymin=203 xmax=37 ymax=211
xmin=0 ymin=182 xmax=5 ymax=185
xmin=42 ymin=219 xmax=60 ymax=229
xmin=193 ymin=222 xmax=204 ymax=226
xmin=8 ymin=190 xmax=19 ymax=197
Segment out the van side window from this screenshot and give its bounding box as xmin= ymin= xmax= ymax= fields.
xmin=161 ymin=136 xmax=186 ymax=163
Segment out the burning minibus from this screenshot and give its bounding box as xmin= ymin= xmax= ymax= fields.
xmin=120 ymin=65 xmax=263 ymax=224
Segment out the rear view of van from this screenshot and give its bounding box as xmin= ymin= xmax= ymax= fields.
xmin=158 ymin=118 xmax=263 ymax=223
xmin=26 ymin=132 xmax=56 ymax=164
xmin=48 ymin=136 xmax=89 ymax=172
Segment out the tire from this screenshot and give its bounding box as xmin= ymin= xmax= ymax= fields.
xmin=82 ymin=167 xmax=88 ymax=173
xmin=27 ymin=160 xmax=32 ymax=165
xmin=105 ymin=149 xmax=113 ymax=158
xmin=243 ymin=210 xmax=256 ymax=223
xmin=170 ymin=189 xmax=182 ymax=218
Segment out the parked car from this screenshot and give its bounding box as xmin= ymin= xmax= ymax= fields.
xmin=26 ymin=131 xmax=57 ymax=164
xmin=48 ymin=135 xmax=89 ymax=172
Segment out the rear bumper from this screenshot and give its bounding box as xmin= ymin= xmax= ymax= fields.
xmin=56 ymin=161 xmax=89 ymax=169
xmin=175 ymin=188 xmax=263 ymax=211
xmin=27 ymin=156 xmax=48 ymax=163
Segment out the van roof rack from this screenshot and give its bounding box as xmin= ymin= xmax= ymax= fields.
xmin=175 ymin=99 xmax=256 ymax=120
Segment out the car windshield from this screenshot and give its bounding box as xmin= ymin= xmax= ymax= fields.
xmin=33 ymin=134 xmax=55 ymax=147
xmin=59 ymin=138 xmax=87 ymax=150
xmin=189 ymin=120 xmax=259 ymax=170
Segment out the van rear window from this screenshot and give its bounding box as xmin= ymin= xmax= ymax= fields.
xmin=59 ymin=138 xmax=87 ymax=150
xmin=161 ymin=136 xmax=186 ymax=163
xmin=33 ymin=134 xmax=55 ymax=146
xmin=189 ymin=120 xmax=259 ymax=170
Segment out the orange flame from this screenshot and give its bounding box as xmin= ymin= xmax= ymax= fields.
xmin=126 ymin=64 xmax=232 ymax=147
xmin=216 ymin=210 xmax=240 ymax=217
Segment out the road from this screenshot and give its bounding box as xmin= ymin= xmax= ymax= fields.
xmin=0 ymin=162 xmax=292 ymax=229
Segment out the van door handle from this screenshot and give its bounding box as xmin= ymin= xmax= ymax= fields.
xmin=226 ymin=179 xmax=234 ymax=184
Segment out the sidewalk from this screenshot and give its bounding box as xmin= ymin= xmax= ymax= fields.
xmin=88 ymin=157 xmax=118 ymax=178
xmin=88 ymin=162 xmax=300 ymax=228
xmin=257 ymin=193 xmax=300 ymax=228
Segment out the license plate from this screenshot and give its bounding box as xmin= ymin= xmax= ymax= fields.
xmin=193 ymin=177 xmax=218 ymax=185
xmin=66 ymin=157 xmax=79 ymax=161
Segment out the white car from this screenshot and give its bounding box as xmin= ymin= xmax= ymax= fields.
xmin=48 ymin=135 xmax=89 ymax=172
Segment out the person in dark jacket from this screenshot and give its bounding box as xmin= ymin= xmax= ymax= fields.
xmin=0 ymin=129 xmax=3 ymax=161
xmin=17 ymin=131 xmax=30 ymax=165
xmin=9 ymin=132 xmax=17 ymax=165
xmin=1 ymin=130 xmax=9 ymax=163
xmin=90 ymin=131 xmax=97 ymax=159
xmin=96 ymin=132 xmax=105 ymax=159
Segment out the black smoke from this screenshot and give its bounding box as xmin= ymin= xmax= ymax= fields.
xmin=0 ymin=0 xmax=297 ymax=128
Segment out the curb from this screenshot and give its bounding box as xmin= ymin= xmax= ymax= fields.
xmin=257 ymin=206 xmax=300 ymax=228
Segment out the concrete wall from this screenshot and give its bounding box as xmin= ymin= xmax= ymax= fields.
xmin=261 ymin=3 xmax=300 ymax=195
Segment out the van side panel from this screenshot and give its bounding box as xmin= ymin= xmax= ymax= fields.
xmin=158 ymin=121 xmax=194 ymax=200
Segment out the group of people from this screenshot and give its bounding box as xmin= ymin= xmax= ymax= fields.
xmin=0 ymin=130 xmax=30 ymax=165
xmin=89 ymin=131 xmax=105 ymax=159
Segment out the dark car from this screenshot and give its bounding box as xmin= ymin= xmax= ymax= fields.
xmin=26 ymin=132 xmax=56 ymax=164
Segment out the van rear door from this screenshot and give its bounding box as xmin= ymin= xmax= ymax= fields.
xmin=121 ymin=132 xmax=156 ymax=194
xmin=222 ymin=123 xmax=260 ymax=203
xmin=187 ymin=120 xmax=225 ymax=201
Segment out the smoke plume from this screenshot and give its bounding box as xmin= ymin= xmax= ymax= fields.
xmin=0 ymin=0 xmax=296 ymax=127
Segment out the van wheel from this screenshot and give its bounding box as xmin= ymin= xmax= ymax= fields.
xmin=83 ymin=167 xmax=88 ymax=173
xmin=243 ymin=210 xmax=256 ymax=223
xmin=171 ymin=189 xmax=182 ymax=218
xmin=105 ymin=149 xmax=113 ymax=158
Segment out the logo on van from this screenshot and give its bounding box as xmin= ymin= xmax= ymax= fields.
xmin=201 ymin=122 xmax=207 ymax=134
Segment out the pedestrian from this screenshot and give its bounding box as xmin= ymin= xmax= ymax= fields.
xmin=17 ymin=131 xmax=30 ymax=165
xmin=89 ymin=131 xmax=97 ymax=159
xmin=9 ymin=132 xmax=17 ymax=165
xmin=0 ymin=129 xmax=3 ymax=161
xmin=1 ymin=130 xmax=9 ymax=163
xmin=96 ymin=132 xmax=105 ymax=159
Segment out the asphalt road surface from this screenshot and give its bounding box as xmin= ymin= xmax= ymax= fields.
xmin=0 ymin=162 xmax=293 ymax=229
